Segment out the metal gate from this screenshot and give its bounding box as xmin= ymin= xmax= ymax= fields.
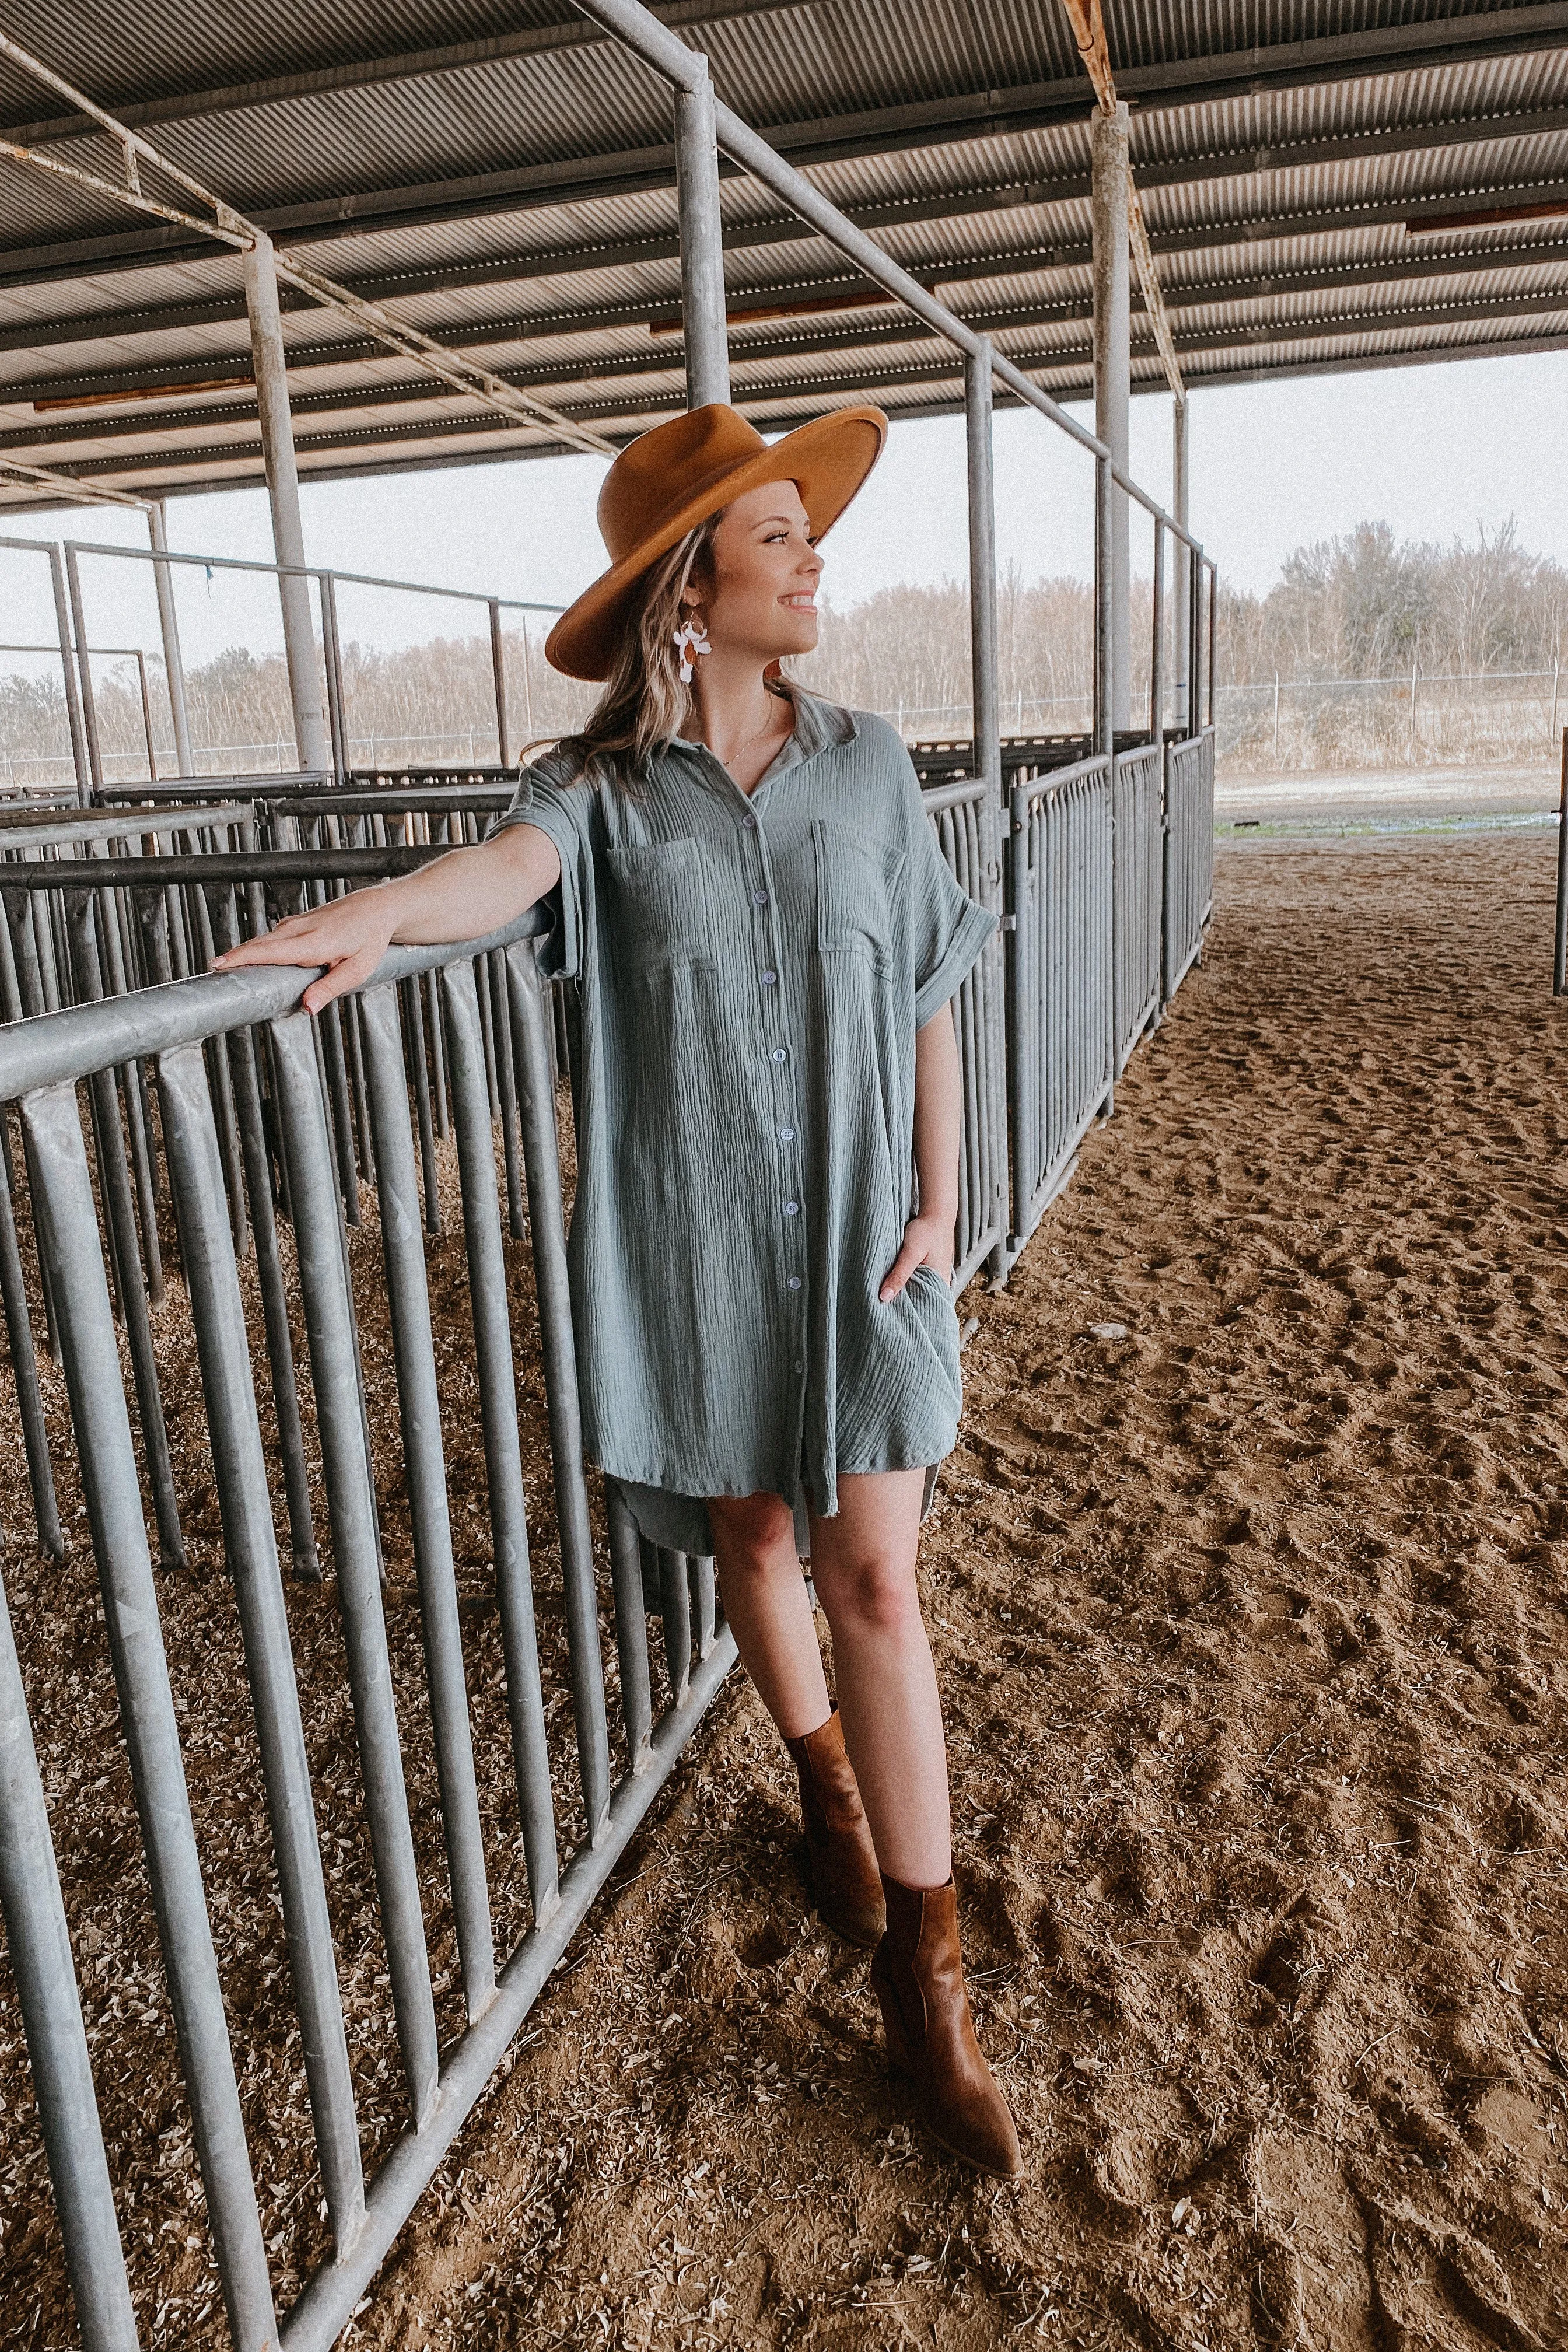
xmin=1163 ymin=727 xmax=1216 ymax=1002
xmin=1005 ymin=752 xmax=1114 ymax=1256
xmin=1111 ymin=741 xmax=1164 ymax=1072
xmin=0 ymin=913 xmax=735 ymax=2352
xmin=921 ymin=775 xmax=1007 ymax=1293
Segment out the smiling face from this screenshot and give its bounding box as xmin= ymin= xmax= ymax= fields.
xmin=684 ymin=478 xmax=824 ymax=663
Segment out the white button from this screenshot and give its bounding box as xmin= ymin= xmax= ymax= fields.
xmin=761 ymin=969 xmax=777 ymax=985
xmin=753 ymin=889 xmax=769 ymax=905
xmin=743 ymin=813 xmax=758 ymax=829
xmin=793 ymin=1358 xmax=804 ymax=1373
xmin=784 ymin=1200 xmax=800 ymax=1216
xmin=771 ymin=1046 xmax=788 ymax=1063
xmin=788 ymin=1276 xmax=802 ymax=1291
xmin=779 ymin=1125 xmax=795 ymax=1142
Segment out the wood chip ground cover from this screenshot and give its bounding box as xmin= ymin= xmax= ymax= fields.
xmin=1 ymin=829 xmax=1566 ymax=2348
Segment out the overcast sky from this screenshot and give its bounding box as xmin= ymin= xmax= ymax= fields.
xmin=10 ymin=348 xmax=1565 ymax=664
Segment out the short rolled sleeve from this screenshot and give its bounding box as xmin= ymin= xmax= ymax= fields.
xmin=901 ymin=764 xmax=998 ymax=1029
xmin=487 ymin=760 xmax=588 ymax=984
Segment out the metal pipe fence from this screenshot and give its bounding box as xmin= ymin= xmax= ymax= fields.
xmin=1164 ymin=727 xmax=1217 ymax=1003
xmin=1112 ymin=740 xmax=1164 ymax=1073
xmin=0 ymin=912 xmax=734 ymax=2352
xmin=1006 ymin=750 xmax=1115 ymax=1256
xmin=921 ymin=777 xmax=1007 ymax=1294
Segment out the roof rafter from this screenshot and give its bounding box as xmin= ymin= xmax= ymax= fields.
xmin=10 ymin=236 xmax=1567 ymax=421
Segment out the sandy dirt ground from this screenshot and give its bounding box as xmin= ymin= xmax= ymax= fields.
xmin=4 ymin=822 xmax=1568 ymax=2350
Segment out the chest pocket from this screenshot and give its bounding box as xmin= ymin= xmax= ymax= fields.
xmin=606 ymin=836 xmax=719 ymax=972
xmin=812 ymin=818 xmax=905 ymax=969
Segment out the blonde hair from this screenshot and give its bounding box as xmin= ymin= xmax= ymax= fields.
xmin=540 ymin=513 xmax=791 ymax=794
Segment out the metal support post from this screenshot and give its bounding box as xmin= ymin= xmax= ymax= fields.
xmin=965 ymin=346 xmax=1000 ymax=797
xmin=242 ymin=231 xmax=332 ymax=774
xmin=1093 ymin=452 xmax=1115 ymax=758
xmin=1150 ymin=520 xmax=1166 ymax=743
xmin=148 ymin=502 xmax=194 ymax=776
xmin=1091 ymin=101 xmax=1131 ymax=736
xmin=1172 ymin=396 xmax=1191 ymax=732
xmin=673 ymin=60 xmax=730 ymax=407
xmin=489 ymin=598 xmax=512 ymax=769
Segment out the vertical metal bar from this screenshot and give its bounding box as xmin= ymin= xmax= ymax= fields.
xmin=243 ymin=230 xmax=332 ymax=773
xmin=1091 ymin=99 xmax=1131 ymax=736
xmin=62 ymin=892 xmax=185 ymax=1570
xmin=603 ymin=1482 xmax=653 ymax=1770
xmin=488 ymin=949 xmax=525 ymax=1239
xmin=320 ymin=570 xmax=348 ymax=786
xmin=691 ymin=1553 xmax=717 ymax=1660
xmin=148 ymin=501 xmax=195 ymax=777
xmin=673 ymin=58 xmax=731 ymax=407
xmin=402 ymin=973 xmax=442 ymax=1232
xmin=0 ymin=1119 xmax=62 ymax=1555
xmin=658 ymin=1548 xmax=692 ymax=1707
xmin=1205 ymin=559 xmax=1217 ymax=732
xmin=1094 ymin=452 xmax=1115 ymax=760
xmin=1150 ymin=520 xmax=1166 ymax=745
xmin=184 ymin=884 xmax=249 ymax=1259
xmin=439 ymin=960 xmax=561 ymax=1908
xmin=1188 ymin=536 xmax=1202 ymax=742
xmin=157 ymin=1041 xmax=366 ymax=2252
xmin=0 ymin=1556 xmax=138 ymax=2351
xmin=47 ymin=545 xmax=93 ymax=807
xmin=133 ymin=650 xmax=159 ymax=783
xmin=358 ymin=982 xmax=497 ymax=2020
xmin=20 ymin=1080 xmax=276 ymax=2352
xmin=208 ymin=893 xmax=320 ymax=1577
xmin=489 ymin=599 xmax=512 ymax=771
xmin=1555 ymin=729 xmax=1567 ymax=996
xmin=504 ymin=943 xmax=612 ymax=1843
xmin=965 ymin=344 xmax=1000 ymax=797
xmin=62 ymin=545 xmax=106 ymax=803
xmin=267 ymin=1010 xmax=441 ymax=2126
xmin=1172 ymin=397 xmax=1191 ymax=733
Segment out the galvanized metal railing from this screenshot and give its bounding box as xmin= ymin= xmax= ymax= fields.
xmin=921 ymin=776 xmax=1007 ymax=1293
xmin=1006 ymin=750 xmax=1115 ymax=1256
xmin=0 ymin=915 xmax=734 ymax=2352
xmin=1163 ymin=727 xmax=1217 ymax=1003
xmin=1111 ymin=739 xmax=1164 ymax=1072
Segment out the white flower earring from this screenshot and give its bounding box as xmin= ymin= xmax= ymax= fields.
xmin=673 ymin=615 xmax=711 ymax=685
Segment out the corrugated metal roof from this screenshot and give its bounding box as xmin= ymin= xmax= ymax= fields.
xmin=1 ymin=1 xmax=1564 ymax=505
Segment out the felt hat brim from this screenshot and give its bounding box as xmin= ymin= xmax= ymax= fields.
xmin=545 ymin=403 xmax=888 ymax=682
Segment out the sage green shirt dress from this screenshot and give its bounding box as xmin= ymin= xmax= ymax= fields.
xmin=491 ymin=688 xmax=995 ymax=1559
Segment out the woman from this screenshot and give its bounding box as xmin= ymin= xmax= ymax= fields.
xmin=214 ymin=402 xmax=1022 ymax=2180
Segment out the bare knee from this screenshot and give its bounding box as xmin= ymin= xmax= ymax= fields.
xmin=708 ymin=1489 xmax=796 ymax=1571
xmin=816 ymin=1549 xmax=922 ymax=1638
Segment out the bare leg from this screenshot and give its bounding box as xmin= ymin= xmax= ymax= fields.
xmin=806 ymin=1466 xmax=951 ymax=1889
xmin=708 ymin=1490 xmax=832 ymax=1742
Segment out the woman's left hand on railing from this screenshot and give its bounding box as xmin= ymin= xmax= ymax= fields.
xmin=210 ymin=892 xmax=399 ymax=1017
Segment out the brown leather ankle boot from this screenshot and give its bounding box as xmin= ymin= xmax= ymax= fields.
xmin=783 ymin=1709 xmax=886 ymax=1948
xmin=870 ymin=1871 xmax=1024 ymax=2178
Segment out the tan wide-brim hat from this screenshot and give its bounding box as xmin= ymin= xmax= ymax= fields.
xmin=545 ymin=400 xmax=888 ymax=681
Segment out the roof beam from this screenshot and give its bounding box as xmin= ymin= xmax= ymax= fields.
xmin=8 ymin=316 xmax=1565 ymax=510
xmin=10 ymin=285 xmax=1565 ymax=474
xmin=8 ymin=237 xmax=1567 ymax=426
xmin=2 ymin=20 xmax=1565 ymax=289
xmin=2 ymin=108 xmax=1566 ymax=344
xmin=7 ymin=162 xmax=1567 ymax=393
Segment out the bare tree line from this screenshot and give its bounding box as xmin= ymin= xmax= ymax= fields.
xmin=2 ymin=520 xmax=1562 ymax=790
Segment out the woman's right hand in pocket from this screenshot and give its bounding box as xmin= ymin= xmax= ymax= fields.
xmin=210 ymin=889 xmax=398 ymax=1016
